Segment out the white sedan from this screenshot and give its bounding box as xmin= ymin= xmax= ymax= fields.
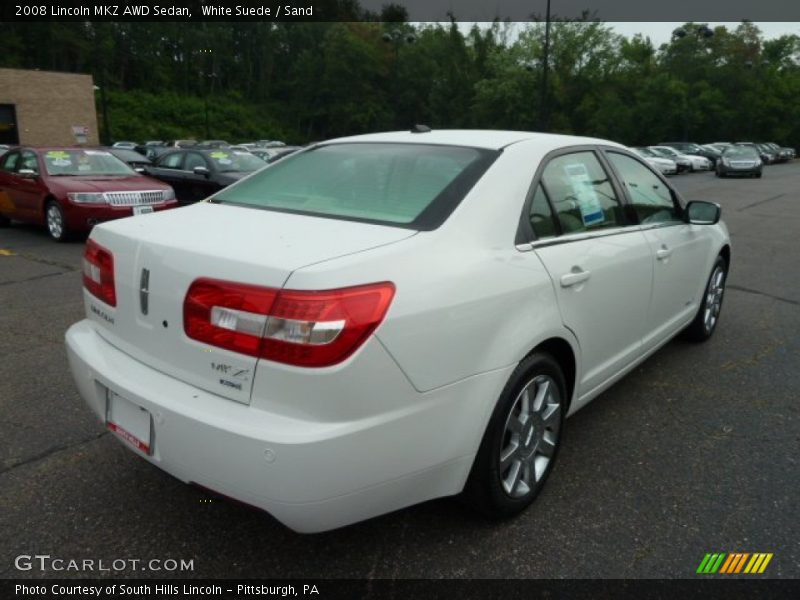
xmin=66 ymin=129 xmax=731 ymax=532
xmin=631 ymin=147 xmax=678 ymax=175
xmin=650 ymin=145 xmax=712 ymax=171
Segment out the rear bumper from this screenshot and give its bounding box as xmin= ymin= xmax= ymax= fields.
xmin=65 ymin=319 xmax=509 ymax=532
xmin=63 ymin=201 xmax=178 ymax=231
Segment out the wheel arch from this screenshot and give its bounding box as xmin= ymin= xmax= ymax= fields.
xmin=719 ymin=244 xmax=731 ymax=268
xmin=41 ymin=194 xmax=59 ymax=222
xmin=524 ymin=336 xmax=578 ymax=413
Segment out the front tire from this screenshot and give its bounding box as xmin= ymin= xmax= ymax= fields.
xmin=684 ymin=255 xmax=727 ymax=342
xmin=45 ymin=200 xmax=70 ymax=242
xmin=463 ymin=353 xmax=566 ymax=519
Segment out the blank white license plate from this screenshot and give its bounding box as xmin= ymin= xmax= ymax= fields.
xmin=106 ymin=390 xmax=153 ymax=454
xmin=133 ymin=205 xmax=154 ymax=216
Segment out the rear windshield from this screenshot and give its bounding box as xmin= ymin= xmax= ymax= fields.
xmin=43 ymin=149 xmax=134 ymax=176
xmin=210 ymin=143 xmax=498 ymax=229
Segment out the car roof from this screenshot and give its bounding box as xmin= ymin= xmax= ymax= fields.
xmin=106 ymin=147 xmax=150 ymax=160
xmin=159 ymin=147 xmax=242 ymax=156
xmin=324 ymin=129 xmax=625 ymax=151
xmin=19 ymin=146 xmax=110 ymax=152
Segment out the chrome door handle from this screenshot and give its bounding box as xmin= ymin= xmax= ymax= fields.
xmin=560 ymin=268 xmax=591 ymax=288
xmin=656 ymin=246 xmax=673 ymax=260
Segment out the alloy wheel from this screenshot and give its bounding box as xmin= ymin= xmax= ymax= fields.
xmin=703 ymin=264 xmax=726 ymax=334
xmin=46 ymin=204 xmax=64 ymax=240
xmin=499 ymin=375 xmax=561 ymax=498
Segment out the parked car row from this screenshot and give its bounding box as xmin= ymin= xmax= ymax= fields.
xmin=631 ymin=145 xmax=713 ymax=175
xmin=629 ymin=140 xmax=795 ymax=179
xmin=122 ymin=139 xmax=302 ymax=163
xmin=0 ymin=135 xmax=313 ymax=240
xmin=0 ymin=133 xmax=795 ymax=242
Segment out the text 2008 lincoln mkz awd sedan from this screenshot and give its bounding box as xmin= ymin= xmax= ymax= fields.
xmin=66 ymin=130 xmax=730 ymax=532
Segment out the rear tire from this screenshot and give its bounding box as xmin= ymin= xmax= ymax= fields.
xmin=683 ymin=255 xmax=727 ymax=342
xmin=462 ymin=353 xmax=566 ymax=519
xmin=45 ymin=200 xmax=70 ymax=242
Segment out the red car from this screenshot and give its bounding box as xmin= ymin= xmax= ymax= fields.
xmin=0 ymin=147 xmax=177 ymax=241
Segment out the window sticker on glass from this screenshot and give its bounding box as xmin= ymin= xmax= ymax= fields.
xmin=84 ymin=150 xmax=112 ymax=156
xmin=210 ymin=152 xmax=229 ymax=159
xmin=45 ymin=150 xmax=72 ymax=167
xmin=563 ymin=163 xmax=604 ymax=226
xmin=44 ymin=150 xmax=72 ymax=167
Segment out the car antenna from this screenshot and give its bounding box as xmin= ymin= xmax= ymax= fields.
xmin=410 ymin=124 xmax=431 ymax=133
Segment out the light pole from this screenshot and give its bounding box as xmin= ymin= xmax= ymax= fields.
xmin=197 ymin=48 xmax=215 ymax=140
xmin=540 ymin=0 xmax=552 ymax=132
xmin=672 ymin=24 xmax=714 ymax=40
xmin=744 ymin=58 xmax=773 ymax=139
xmin=671 ymin=24 xmax=714 ymax=141
xmin=93 ymin=84 xmax=111 ymax=145
xmin=382 ymin=28 xmax=416 ymax=127
xmin=382 ymin=28 xmax=416 ymax=62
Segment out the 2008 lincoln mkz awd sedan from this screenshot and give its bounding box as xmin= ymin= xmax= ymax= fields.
xmin=66 ymin=130 xmax=730 ymax=532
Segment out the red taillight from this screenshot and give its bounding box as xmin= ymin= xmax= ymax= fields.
xmin=262 ymin=284 xmax=396 ymax=367
xmin=83 ymin=239 xmax=116 ymax=306
xmin=183 ymin=278 xmax=395 ymax=367
xmin=184 ymin=279 xmax=277 ymax=357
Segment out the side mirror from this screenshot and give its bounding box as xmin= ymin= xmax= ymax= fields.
xmin=18 ymin=168 xmax=37 ymax=178
xmin=193 ymin=166 xmax=210 ymax=177
xmin=685 ymin=201 xmax=721 ymax=225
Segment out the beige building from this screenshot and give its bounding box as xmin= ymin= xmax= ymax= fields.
xmin=0 ymin=68 xmax=99 ymax=146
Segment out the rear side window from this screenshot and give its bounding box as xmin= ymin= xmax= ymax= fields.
xmin=529 ymin=184 xmax=557 ymax=239
xmin=211 ymin=143 xmax=498 ymax=229
xmin=541 ymin=152 xmax=623 ymax=234
xmin=159 ymin=152 xmax=184 ymax=169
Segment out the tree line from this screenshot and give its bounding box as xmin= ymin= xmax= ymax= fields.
xmin=1 ymin=13 xmax=799 ymax=146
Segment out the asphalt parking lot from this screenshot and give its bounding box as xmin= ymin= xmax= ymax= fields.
xmin=1 ymin=164 xmax=798 ymax=579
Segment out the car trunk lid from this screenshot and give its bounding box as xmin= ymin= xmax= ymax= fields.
xmin=86 ymin=202 xmax=416 ymax=403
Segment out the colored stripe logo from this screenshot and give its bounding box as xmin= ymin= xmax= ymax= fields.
xmin=697 ymin=552 xmax=773 ymax=574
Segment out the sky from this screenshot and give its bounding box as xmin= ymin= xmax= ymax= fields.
xmin=609 ymin=22 xmax=800 ymax=46
xmin=449 ymin=22 xmax=800 ymax=46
